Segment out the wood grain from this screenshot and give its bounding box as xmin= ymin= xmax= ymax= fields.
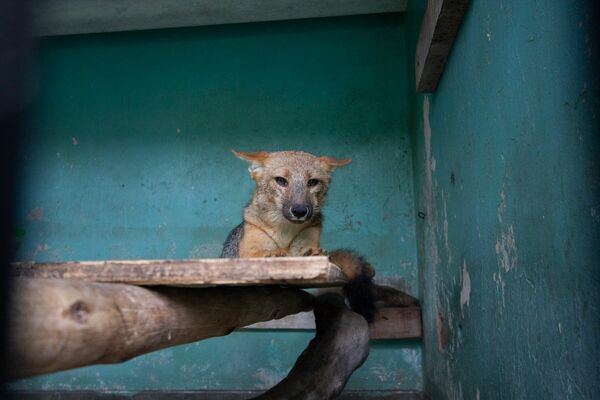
xmin=415 ymin=0 xmax=470 ymax=92
xmin=11 ymin=256 xmax=347 ymax=288
xmin=5 ymin=278 xmax=313 ymax=379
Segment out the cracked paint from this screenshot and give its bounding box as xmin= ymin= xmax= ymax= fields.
xmin=423 ymin=96 xmax=440 ymax=271
xmin=460 ymin=260 xmax=471 ymax=312
xmin=495 ymin=190 xmax=517 ymax=273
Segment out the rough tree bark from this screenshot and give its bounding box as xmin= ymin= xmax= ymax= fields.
xmin=5 ymin=278 xmax=313 ymax=380
xmin=253 ymin=293 xmax=370 ymax=400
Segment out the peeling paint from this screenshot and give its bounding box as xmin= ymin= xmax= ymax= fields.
xmin=495 ymin=224 xmax=517 ymax=272
xmin=492 ymin=270 xmax=506 ymax=307
xmin=423 ymin=96 xmax=440 ymax=270
xmin=496 ymin=190 xmax=518 ymax=272
xmin=460 ymin=260 xmax=471 ymax=312
xmin=411 ymin=0 xmax=599 ymax=398
xmin=442 ymin=191 xmax=452 ymax=267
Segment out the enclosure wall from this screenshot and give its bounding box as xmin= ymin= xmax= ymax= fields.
xmin=407 ymin=0 xmax=600 ymax=398
xmin=10 ymin=14 xmax=423 ymax=393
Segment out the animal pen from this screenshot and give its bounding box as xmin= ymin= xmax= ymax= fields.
xmin=3 ymin=0 xmax=599 ymax=399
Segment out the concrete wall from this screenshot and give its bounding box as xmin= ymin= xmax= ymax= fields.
xmin=407 ymin=0 xmax=599 ymax=398
xmin=10 ymin=15 xmax=422 ymax=392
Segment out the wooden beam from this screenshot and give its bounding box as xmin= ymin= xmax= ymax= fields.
xmin=5 ymin=278 xmax=313 ymax=379
xmin=243 ymin=307 xmax=422 ymax=339
xmin=254 ymin=293 xmax=370 ymax=399
xmin=11 ymin=256 xmax=346 ymax=288
xmin=370 ymin=307 xmax=422 ymax=339
xmin=415 ymin=0 xmax=470 ymax=92
xmin=32 ymin=0 xmax=408 ymax=37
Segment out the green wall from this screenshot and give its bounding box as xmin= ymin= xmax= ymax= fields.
xmin=10 ymin=15 xmax=422 ymax=393
xmin=407 ymin=0 xmax=599 ymax=399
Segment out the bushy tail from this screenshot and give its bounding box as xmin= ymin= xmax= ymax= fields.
xmin=329 ymin=249 xmax=377 ymax=323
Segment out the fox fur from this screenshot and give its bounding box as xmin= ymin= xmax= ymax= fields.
xmin=221 ymin=149 xmax=378 ymax=322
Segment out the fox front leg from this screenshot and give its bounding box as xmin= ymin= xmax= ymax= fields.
xmin=238 ymin=225 xmax=289 ymax=258
xmin=288 ymin=226 xmax=326 ymax=257
xmin=301 ymin=247 xmax=329 ymax=256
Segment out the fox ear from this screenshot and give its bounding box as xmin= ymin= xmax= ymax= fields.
xmin=319 ymin=156 xmax=352 ymax=170
xmin=232 ymin=150 xmax=269 ymax=164
xmin=232 ymin=149 xmax=269 ymax=177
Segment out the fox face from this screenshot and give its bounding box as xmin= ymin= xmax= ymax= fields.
xmin=233 ymin=150 xmax=351 ymax=226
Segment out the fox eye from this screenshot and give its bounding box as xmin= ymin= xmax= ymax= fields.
xmin=274 ymin=176 xmax=288 ymax=187
xmin=307 ymin=179 xmax=320 ymax=187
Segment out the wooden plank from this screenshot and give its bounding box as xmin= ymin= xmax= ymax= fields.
xmin=32 ymin=0 xmax=408 ymax=37
xmin=244 ymin=307 xmax=422 ymax=339
xmin=5 ymin=278 xmax=313 ymax=379
xmin=369 ymin=307 xmax=422 ymax=339
xmin=10 ymin=256 xmax=347 ymax=288
xmin=415 ymin=0 xmax=470 ymax=92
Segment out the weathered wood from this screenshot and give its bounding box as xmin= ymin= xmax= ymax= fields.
xmin=32 ymin=0 xmax=408 ymax=37
xmin=244 ymin=282 xmax=421 ymax=338
xmin=243 ymin=307 xmax=422 ymax=339
xmin=369 ymin=307 xmax=422 ymax=339
xmin=11 ymin=256 xmax=346 ymax=288
xmin=415 ymin=0 xmax=470 ymax=92
xmin=5 ymin=278 xmax=313 ymax=380
xmin=372 ymin=283 xmax=420 ymax=307
xmin=253 ymin=293 xmax=370 ymax=400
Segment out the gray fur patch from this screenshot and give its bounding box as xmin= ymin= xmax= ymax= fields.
xmin=220 ymin=223 xmax=243 ymax=258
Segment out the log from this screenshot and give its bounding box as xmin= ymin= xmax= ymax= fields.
xmin=5 ymin=278 xmax=313 ymax=380
xmin=11 ymin=257 xmax=346 ymax=288
xmin=253 ymin=293 xmax=370 ymax=400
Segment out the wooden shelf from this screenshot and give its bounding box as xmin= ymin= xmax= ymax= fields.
xmin=10 ymin=257 xmax=421 ymax=348
xmin=11 ymin=256 xmax=347 ymax=288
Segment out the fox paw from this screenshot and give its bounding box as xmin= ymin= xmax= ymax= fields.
xmin=302 ymin=247 xmax=328 ymax=257
xmin=263 ymin=249 xmax=288 ymax=257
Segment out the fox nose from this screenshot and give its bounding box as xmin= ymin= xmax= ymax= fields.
xmin=291 ymin=204 xmax=309 ymax=219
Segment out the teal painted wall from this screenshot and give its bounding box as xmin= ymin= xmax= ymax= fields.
xmin=10 ymin=15 xmax=422 ymax=392
xmin=407 ymin=1 xmax=599 ymax=399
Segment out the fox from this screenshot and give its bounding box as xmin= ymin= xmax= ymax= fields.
xmin=221 ymin=149 xmax=417 ymax=322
